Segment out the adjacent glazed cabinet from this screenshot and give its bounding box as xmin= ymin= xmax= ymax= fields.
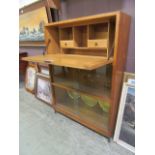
xmin=23 ymin=11 xmax=130 ymax=137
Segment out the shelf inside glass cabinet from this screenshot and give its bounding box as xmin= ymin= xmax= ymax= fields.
xmin=54 ymin=86 xmax=110 ymax=130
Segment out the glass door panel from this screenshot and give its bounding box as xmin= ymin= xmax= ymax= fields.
xmin=54 ymin=86 xmax=110 ymax=130
xmin=53 ymin=64 xmax=112 ymax=98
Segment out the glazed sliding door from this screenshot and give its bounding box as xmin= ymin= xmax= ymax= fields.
xmin=54 ymin=86 xmax=110 ymax=130
xmin=52 ymin=64 xmax=112 ymax=98
xmin=52 ymin=64 xmax=113 ymax=130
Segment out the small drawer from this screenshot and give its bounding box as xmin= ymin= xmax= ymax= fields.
xmin=60 ymin=40 xmax=74 ymax=48
xmin=88 ymin=39 xmax=108 ymax=48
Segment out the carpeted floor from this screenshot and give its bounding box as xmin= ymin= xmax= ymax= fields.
xmin=19 ymin=81 xmax=134 ymax=155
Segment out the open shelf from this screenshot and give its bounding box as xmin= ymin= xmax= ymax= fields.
xmin=54 ymin=86 xmax=110 ymax=130
xmin=60 ymin=27 xmax=73 ymax=40
xmin=59 ymin=27 xmax=75 ymax=48
xmin=74 ymin=26 xmax=87 ymax=47
xmin=58 ymin=21 xmax=115 ymax=57
xmin=88 ymin=22 xmax=109 ymax=49
xmin=57 ymin=21 xmax=115 ymax=58
xmin=88 ymin=22 xmax=109 ymax=40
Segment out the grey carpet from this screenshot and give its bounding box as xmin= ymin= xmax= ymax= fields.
xmin=19 ymin=82 xmax=134 ymax=155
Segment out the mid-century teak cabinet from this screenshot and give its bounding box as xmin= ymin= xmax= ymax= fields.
xmin=23 ymin=11 xmax=131 ymax=138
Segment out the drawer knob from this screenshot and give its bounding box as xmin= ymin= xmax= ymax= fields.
xmin=65 ymin=42 xmax=67 ymax=46
xmin=95 ymin=42 xmax=98 ymax=46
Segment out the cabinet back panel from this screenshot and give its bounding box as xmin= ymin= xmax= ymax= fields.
xmin=60 ymin=27 xmax=73 ymax=40
xmin=74 ymin=26 xmax=87 ymax=47
xmin=63 ymin=49 xmax=107 ymax=56
xmin=89 ymin=23 xmax=109 ymax=39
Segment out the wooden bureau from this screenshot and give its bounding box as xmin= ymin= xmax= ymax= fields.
xmin=23 ymin=11 xmax=131 ymax=138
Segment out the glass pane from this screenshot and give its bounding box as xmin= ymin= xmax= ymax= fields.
xmin=53 ymin=65 xmax=112 ymax=98
xmin=119 ymin=87 xmax=135 ymax=147
xmin=54 ymin=86 xmax=110 ymax=130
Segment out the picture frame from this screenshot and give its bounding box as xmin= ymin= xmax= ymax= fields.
xmin=19 ymin=6 xmax=48 ymax=41
xmin=25 ymin=64 xmax=37 ymax=93
xmin=37 ymin=63 xmax=50 ymax=76
xmin=114 ymin=82 xmax=135 ymax=153
xmin=35 ymin=74 xmax=52 ymax=105
xmin=19 ymin=0 xmax=52 ymax=47
xmin=123 ymin=72 xmax=135 ymax=84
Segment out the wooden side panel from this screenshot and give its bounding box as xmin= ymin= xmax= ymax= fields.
xmin=45 ymin=27 xmax=60 ymax=54
xmin=109 ymin=12 xmax=131 ymax=135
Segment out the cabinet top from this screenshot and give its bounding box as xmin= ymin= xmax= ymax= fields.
xmin=45 ymin=11 xmax=127 ymax=27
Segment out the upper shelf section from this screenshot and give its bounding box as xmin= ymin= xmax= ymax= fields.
xmin=22 ymin=54 xmax=113 ymax=70
xmin=45 ymin=11 xmax=120 ymax=27
xmin=44 ymin=11 xmax=120 ymax=58
xmin=59 ymin=22 xmax=111 ymax=51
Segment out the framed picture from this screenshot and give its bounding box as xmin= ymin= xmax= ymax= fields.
xmin=114 ymin=82 xmax=135 ymax=153
xmin=25 ymin=64 xmax=37 ymax=93
xmin=35 ymin=74 xmax=52 ymax=105
xmin=19 ymin=6 xmax=48 ymax=42
xmin=19 ymin=0 xmax=52 ymax=46
xmin=19 ymin=0 xmax=60 ymax=46
xmin=37 ymin=64 xmax=50 ymax=76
